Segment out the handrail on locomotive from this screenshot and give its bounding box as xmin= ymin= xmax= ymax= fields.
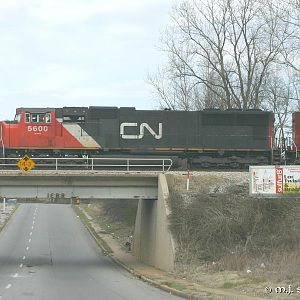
xmin=274 ymin=132 xmax=298 ymax=164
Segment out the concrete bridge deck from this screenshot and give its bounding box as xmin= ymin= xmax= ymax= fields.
xmin=0 ymin=171 xmax=159 ymax=200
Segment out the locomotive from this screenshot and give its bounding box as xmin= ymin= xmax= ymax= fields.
xmin=0 ymin=106 xmax=280 ymax=168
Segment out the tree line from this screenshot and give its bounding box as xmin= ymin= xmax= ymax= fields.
xmin=148 ymin=0 xmax=300 ymax=141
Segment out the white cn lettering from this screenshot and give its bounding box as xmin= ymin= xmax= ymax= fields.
xmin=120 ymin=123 xmax=162 ymax=139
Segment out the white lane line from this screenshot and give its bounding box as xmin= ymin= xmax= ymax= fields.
xmin=26 ymin=247 xmax=29 ymax=251
xmin=22 ymin=256 xmax=26 ymax=260
xmin=5 ymin=284 xmax=12 ymax=289
xmin=30 ymin=232 xmax=32 ymax=236
xmin=28 ymin=239 xmax=31 ymax=243
xmin=12 ymin=273 xmax=18 ymax=278
xmin=19 ymin=263 xmax=23 ymax=268
xmin=33 ymin=221 xmax=35 ymax=224
xmin=31 ymin=226 xmax=34 ymax=230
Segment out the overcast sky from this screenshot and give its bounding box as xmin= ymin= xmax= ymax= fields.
xmin=0 ymin=0 xmax=174 ymax=120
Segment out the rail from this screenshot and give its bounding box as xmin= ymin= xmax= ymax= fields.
xmin=0 ymin=157 xmax=173 ymax=172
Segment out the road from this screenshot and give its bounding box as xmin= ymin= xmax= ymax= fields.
xmin=0 ymin=204 xmax=182 ymax=300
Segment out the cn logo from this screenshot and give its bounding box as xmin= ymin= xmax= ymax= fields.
xmin=120 ymin=123 xmax=162 ymax=140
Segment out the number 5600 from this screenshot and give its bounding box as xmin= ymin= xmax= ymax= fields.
xmin=27 ymin=126 xmax=48 ymax=132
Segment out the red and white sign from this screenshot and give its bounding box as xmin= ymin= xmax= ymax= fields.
xmin=275 ymin=168 xmax=283 ymax=194
xmin=250 ymin=166 xmax=300 ymax=195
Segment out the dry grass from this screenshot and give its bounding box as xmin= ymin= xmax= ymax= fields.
xmin=166 ymin=174 xmax=300 ymax=282
xmin=81 ymin=199 xmax=138 ymax=250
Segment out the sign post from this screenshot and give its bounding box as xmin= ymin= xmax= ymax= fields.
xmin=187 ymin=170 xmax=190 ymax=191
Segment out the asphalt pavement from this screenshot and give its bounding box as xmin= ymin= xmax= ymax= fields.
xmin=0 ymin=204 xmax=182 ymax=300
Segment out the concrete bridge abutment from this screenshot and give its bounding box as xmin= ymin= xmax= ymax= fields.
xmin=134 ymin=174 xmax=175 ymax=272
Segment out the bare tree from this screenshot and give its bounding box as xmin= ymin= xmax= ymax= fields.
xmin=263 ymin=74 xmax=294 ymax=146
xmin=148 ymin=46 xmax=203 ymax=110
xmin=277 ymin=0 xmax=300 ymax=73
xmin=149 ymin=0 xmax=292 ymax=110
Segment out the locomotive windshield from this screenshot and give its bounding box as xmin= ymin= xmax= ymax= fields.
xmin=14 ymin=114 xmax=21 ymax=123
xmin=24 ymin=112 xmax=51 ymax=123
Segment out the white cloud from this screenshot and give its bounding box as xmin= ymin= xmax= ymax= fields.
xmin=105 ymin=23 xmax=146 ymax=37
xmin=28 ymin=0 xmax=163 ymax=25
xmin=0 ymin=0 xmax=174 ymax=119
xmin=0 ymin=79 xmax=153 ymax=119
xmin=0 ymin=0 xmax=26 ymax=12
xmin=28 ymin=64 xmax=86 ymax=92
xmin=62 ymin=80 xmax=149 ymax=100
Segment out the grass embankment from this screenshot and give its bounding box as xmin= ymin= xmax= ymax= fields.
xmin=73 ymin=200 xmax=138 ymax=251
xmin=72 ymin=204 xmax=113 ymax=253
xmin=166 ymin=172 xmax=300 ymax=290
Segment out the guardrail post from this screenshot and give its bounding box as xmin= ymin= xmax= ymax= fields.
xmin=55 ymin=159 xmax=58 ymax=171
xmin=127 ymin=159 xmax=129 ymax=171
xmin=162 ymin=159 xmax=165 ymax=172
xmin=91 ymin=158 xmax=94 ymax=171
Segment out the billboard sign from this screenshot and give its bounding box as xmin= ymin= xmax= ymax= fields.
xmin=249 ymin=166 xmax=300 ymax=195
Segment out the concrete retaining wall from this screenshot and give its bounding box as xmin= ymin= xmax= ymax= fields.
xmin=134 ymin=174 xmax=175 ymax=272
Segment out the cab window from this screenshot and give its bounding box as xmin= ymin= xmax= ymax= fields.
xmin=38 ymin=114 xmax=45 ymax=123
xmin=45 ymin=113 xmax=51 ymax=123
xmin=31 ymin=114 xmax=38 ymax=123
xmin=25 ymin=113 xmax=30 ymax=123
xmin=14 ymin=114 xmax=21 ymax=123
xmin=28 ymin=113 xmax=51 ymax=123
xmin=31 ymin=113 xmax=47 ymax=123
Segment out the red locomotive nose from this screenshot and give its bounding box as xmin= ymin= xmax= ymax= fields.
xmin=0 ymin=120 xmax=12 ymax=156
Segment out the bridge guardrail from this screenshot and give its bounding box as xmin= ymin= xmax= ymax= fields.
xmin=0 ymin=157 xmax=173 ymax=172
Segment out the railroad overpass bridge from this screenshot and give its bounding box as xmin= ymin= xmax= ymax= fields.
xmin=0 ymin=170 xmax=175 ymax=272
xmin=0 ymin=171 xmax=158 ymax=200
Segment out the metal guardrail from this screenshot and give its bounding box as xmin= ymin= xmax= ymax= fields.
xmin=0 ymin=157 xmax=173 ymax=172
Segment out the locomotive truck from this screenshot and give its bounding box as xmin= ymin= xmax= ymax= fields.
xmin=0 ymin=106 xmax=278 ymax=168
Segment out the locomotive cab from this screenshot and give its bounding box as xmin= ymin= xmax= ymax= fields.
xmin=0 ymin=107 xmax=101 ymax=157
xmin=0 ymin=108 xmax=56 ymax=156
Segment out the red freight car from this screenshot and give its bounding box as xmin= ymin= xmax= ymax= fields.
xmin=293 ymin=112 xmax=300 ymax=153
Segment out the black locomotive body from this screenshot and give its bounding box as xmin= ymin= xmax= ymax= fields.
xmin=1 ymin=106 xmax=274 ymax=168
